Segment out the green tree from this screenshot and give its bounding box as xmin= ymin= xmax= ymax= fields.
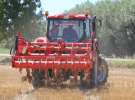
xmin=0 ymin=0 xmax=43 ymax=47
xmin=68 ymin=0 xmax=135 ymax=57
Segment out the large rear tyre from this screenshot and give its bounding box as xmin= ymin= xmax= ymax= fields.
xmin=32 ymin=69 xmax=45 ymax=88
xmin=91 ymin=57 xmax=108 ymax=87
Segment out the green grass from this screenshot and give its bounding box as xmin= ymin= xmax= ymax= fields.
xmin=107 ymin=58 xmax=135 ymax=68
xmin=0 ymin=48 xmax=10 ymax=54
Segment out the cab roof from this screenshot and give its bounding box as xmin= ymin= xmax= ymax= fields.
xmin=48 ymin=14 xmax=91 ymax=20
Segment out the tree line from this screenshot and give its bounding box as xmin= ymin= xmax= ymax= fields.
xmin=69 ymin=0 xmax=135 ymax=57
xmin=0 ymin=0 xmax=135 ymax=57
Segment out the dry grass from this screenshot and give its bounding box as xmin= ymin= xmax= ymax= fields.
xmin=0 ymin=57 xmax=135 ymax=100
xmin=0 ymin=64 xmax=135 ymax=100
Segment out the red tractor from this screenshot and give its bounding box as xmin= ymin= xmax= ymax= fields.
xmin=10 ymin=13 xmax=108 ymax=88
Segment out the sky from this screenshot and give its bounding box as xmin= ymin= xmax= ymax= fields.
xmin=40 ymin=0 xmax=97 ymax=15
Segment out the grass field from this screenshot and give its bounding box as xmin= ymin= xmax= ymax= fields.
xmin=107 ymin=58 xmax=135 ymax=68
xmin=0 ymin=48 xmax=10 ymax=54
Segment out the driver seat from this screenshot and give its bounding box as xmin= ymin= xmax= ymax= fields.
xmin=62 ymin=27 xmax=78 ymax=42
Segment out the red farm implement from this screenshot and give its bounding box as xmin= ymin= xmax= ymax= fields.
xmin=10 ymin=13 xmax=108 ymax=88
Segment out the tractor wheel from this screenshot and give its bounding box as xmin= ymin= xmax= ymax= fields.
xmin=91 ymin=57 xmax=108 ymax=87
xmin=32 ymin=69 xmax=45 ymax=88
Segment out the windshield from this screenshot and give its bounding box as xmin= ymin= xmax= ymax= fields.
xmin=47 ymin=19 xmax=85 ymax=42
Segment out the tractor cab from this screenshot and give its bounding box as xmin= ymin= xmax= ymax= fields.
xmin=46 ymin=14 xmax=94 ymax=42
